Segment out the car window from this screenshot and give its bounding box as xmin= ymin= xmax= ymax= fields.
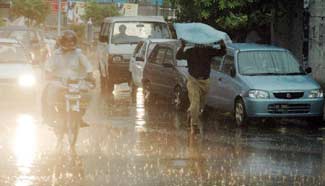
xmin=221 ymin=55 xmax=235 ymax=75
xmin=0 ymin=43 xmax=28 ymax=63
xmin=211 ymin=56 xmax=223 ymax=71
xmin=100 ymin=23 xmax=110 ymax=42
xmin=149 ymin=47 xmax=167 ymax=65
xmin=164 ymin=47 xmax=173 ymax=64
xmin=238 ymin=51 xmax=304 ymax=75
xmin=5 ymin=31 xmax=37 ymax=46
xmin=133 ymin=41 xmax=144 ymax=56
xmin=147 ymin=43 xmax=157 ymax=57
xmin=111 ymin=22 xmax=170 ymax=44
xmin=138 ymin=42 xmax=147 ymax=59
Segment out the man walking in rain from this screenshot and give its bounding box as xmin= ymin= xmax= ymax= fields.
xmin=176 ymin=39 xmax=226 ymax=134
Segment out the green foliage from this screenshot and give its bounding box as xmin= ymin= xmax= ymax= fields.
xmin=11 ymin=0 xmax=51 ymax=26
xmin=167 ymin=0 xmax=288 ymax=31
xmin=83 ymin=1 xmax=120 ymax=26
xmin=68 ymin=24 xmax=86 ymax=42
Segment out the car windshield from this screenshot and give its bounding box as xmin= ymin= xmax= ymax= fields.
xmin=0 ymin=30 xmax=37 ymax=47
xmin=238 ymin=51 xmax=305 ymax=76
xmin=111 ymin=22 xmax=170 ymax=44
xmin=0 ymin=43 xmax=28 ymax=63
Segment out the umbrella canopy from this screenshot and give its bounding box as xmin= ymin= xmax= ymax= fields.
xmin=174 ymin=22 xmax=232 ymax=46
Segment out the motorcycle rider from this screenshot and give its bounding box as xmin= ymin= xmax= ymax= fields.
xmin=42 ymin=30 xmax=94 ymax=129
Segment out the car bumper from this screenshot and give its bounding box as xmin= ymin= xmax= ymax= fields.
xmin=108 ymin=63 xmax=131 ymax=83
xmin=244 ymin=97 xmax=324 ymax=118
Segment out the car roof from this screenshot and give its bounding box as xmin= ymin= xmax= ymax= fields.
xmin=104 ymin=16 xmax=166 ymax=23
xmin=0 ymin=38 xmax=20 ymax=44
xmin=227 ymin=43 xmax=287 ymax=52
xmin=147 ymin=39 xmax=178 ymax=43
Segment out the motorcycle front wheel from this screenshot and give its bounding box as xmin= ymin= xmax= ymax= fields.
xmin=66 ymin=111 xmax=80 ymax=152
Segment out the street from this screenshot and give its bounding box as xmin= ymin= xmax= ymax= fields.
xmin=0 ymin=83 xmax=324 ymax=186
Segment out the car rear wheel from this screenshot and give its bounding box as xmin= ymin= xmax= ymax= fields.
xmin=234 ymin=99 xmax=249 ymax=127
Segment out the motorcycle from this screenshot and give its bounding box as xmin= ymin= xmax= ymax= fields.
xmin=52 ymin=78 xmax=94 ymax=153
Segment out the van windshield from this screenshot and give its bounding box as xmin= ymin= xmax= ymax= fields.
xmin=111 ymin=22 xmax=170 ymax=44
xmin=238 ymin=51 xmax=305 ymax=76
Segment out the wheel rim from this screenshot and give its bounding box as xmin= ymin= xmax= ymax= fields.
xmin=235 ymin=102 xmax=244 ymax=125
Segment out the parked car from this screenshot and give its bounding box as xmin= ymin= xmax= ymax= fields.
xmin=129 ymin=39 xmax=178 ymax=89
xmin=97 ymin=16 xmax=172 ymax=93
xmin=0 ymin=26 xmax=50 ymax=65
xmin=206 ymin=43 xmax=324 ymax=126
xmin=142 ymin=39 xmax=189 ymax=110
xmin=0 ymin=38 xmax=40 ymax=102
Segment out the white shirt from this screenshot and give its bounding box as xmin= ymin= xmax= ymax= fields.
xmin=45 ymin=48 xmax=93 ymax=79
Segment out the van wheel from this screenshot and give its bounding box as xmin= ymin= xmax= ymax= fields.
xmin=234 ymin=99 xmax=249 ymax=127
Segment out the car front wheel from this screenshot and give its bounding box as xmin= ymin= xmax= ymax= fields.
xmin=234 ymin=99 xmax=249 ymax=127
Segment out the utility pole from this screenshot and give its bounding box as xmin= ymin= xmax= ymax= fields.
xmin=58 ymin=0 xmax=62 ymax=36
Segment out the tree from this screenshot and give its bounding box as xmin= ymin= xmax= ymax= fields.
xmin=168 ymin=0 xmax=290 ymax=40
xmin=11 ymin=0 xmax=51 ymax=26
xmin=83 ymin=1 xmax=120 ymax=26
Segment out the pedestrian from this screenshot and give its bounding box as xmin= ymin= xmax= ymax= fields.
xmin=42 ymin=30 xmax=95 ymax=153
xmin=176 ymin=39 xmax=226 ymax=134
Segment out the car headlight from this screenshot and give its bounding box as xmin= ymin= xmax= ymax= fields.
xmin=248 ymin=90 xmax=269 ymax=99
xmin=308 ymin=89 xmax=323 ymax=98
xmin=112 ymin=55 xmax=123 ymax=63
xmin=18 ymin=74 xmax=36 ymax=87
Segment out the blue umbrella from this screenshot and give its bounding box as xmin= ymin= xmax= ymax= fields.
xmin=174 ymin=22 xmax=232 ymax=46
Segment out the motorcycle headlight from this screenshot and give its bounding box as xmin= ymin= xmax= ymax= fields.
xmin=248 ymin=90 xmax=269 ymax=99
xmin=18 ymin=74 xmax=36 ymax=87
xmin=308 ymin=89 xmax=323 ymax=98
xmin=112 ymin=55 xmax=123 ymax=63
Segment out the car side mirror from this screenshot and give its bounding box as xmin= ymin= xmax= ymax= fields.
xmin=136 ymin=56 xmax=144 ymax=62
xmin=305 ymin=67 xmax=312 ymax=74
xmin=162 ymin=63 xmax=174 ymax=68
xmin=230 ymin=67 xmax=236 ymax=77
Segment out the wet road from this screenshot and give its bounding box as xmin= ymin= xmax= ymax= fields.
xmin=0 ymin=83 xmax=325 ymax=186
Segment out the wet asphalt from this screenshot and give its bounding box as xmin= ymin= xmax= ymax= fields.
xmin=0 ymin=82 xmax=324 ymax=186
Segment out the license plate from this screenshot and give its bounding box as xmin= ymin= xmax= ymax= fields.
xmin=72 ymin=104 xmax=80 ymax=112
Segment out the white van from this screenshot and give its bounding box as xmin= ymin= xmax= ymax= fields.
xmin=97 ymin=16 xmax=172 ymax=93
